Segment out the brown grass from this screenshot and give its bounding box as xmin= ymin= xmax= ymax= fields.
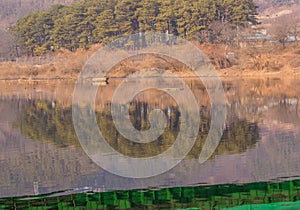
xmin=0 ymin=44 xmax=101 ymax=80
xmin=0 ymin=43 xmax=299 ymax=80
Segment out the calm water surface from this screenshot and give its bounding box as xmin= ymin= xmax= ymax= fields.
xmin=0 ymin=77 xmax=300 ymax=208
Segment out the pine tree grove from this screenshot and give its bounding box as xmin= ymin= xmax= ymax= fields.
xmin=10 ymin=0 xmax=259 ymax=55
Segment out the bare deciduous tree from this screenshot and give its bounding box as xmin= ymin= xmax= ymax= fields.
xmin=0 ymin=29 xmax=16 ymax=60
xmin=287 ymin=15 xmax=300 ymax=45
xmin=208 ymin=21 xmax=237 ymax=47
xmin=269 ymin=15 xmax=300 ymax=47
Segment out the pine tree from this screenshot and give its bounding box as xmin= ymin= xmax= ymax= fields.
xmin=136 ymin=0 xmax=159 ymax=32
xmin=11 ymin=11 xmax=44 ymax=55
xmin=173 ymin=0 xmax=193 ymax=37
xmin=114 ymin=0 xmax=140 ymax=36
xmin=93 ymin=8 xmax=119 ymax=43
xmin=155 ymin=0 xmax=178 ymax=35
xmin=51 ymin=2 xmax=88 ymax=51
xmin=10 ymin=0 xmax=259 ymax=54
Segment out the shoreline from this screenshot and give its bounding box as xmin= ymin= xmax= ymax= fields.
xmin=0 ymin=71 xmax=300 ymax=83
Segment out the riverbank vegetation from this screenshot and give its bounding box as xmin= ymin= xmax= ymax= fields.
xmin=1 ymin=43 xmax=300 ymax=79
xmin=0 ymin=0 xmax=299 ymax=77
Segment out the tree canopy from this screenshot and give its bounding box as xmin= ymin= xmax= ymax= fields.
xmin=10 ymin=0 xmax=258 ymax=55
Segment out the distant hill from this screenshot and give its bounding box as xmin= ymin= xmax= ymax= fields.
xmin=255 ymin=0 xmax=300 ymax=25
xmin=255 ymin=0 xmax=300 ymax=11
xmin=0 ymin=0 xmax=79 ymax=30
xmin=271 ymin=0 xmax=300 ymax=6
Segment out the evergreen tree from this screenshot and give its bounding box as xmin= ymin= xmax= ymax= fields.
xmin=155 ymin=0 xmax=178 ymax=35
xmin=10 ymin=0 xmax=259 ymax=55
xmin=114 ymin=0 xmax=140 ymax=36
xmin=173 ymin=0 xmax=193 ymax=37
xmin=12 ymin=11 xmax=43 ymax=55
xmin=93 ymin=8 xmax=119 ymax=43
xmin=51 ymin=2 xmax=88 ymax=50
xmin=136 ymin=0 xmax=159 ymax=32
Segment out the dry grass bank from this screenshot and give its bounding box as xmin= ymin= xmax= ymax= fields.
xmin=0 ymin=43 xmax=299 ymax=80
xmin=0 ymin=44 xmax=101 ymax=80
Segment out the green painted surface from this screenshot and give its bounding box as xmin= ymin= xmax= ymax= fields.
xmin=2 ymin=179 xmax=300 ymax=209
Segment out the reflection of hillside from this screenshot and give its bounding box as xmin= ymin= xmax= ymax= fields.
xmin=1 ymin=77 xmax=300 ymax=112
xmin=266 ymin=103 xmax=300 ymax=126
xmin=223 ymin=77 xmax=300 ymax=126
xmin=19 ymin=100 xmax=79 ymax=147
xmin=0 ymin=96 xmax=260 ymax=198
xmin=19 ymin=100 xmax=259 ymax=159
xmin=0 ymin=99 xmax=100 ymax=197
